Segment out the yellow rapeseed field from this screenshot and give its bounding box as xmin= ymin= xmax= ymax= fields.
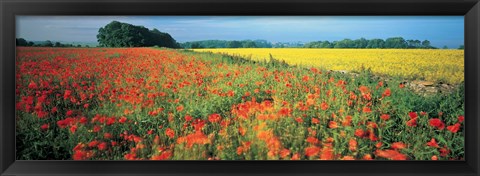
xmin=193 ymin=48 xmax=464 ymax=84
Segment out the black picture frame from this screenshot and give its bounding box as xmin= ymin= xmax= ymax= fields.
xmin=1 ymin=0 xmax=479 ymax=176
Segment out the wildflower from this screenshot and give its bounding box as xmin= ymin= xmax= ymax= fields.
xmin=380 ymin=114 xmax=390 ymax=121
xmin=391 ymin=142 xmax=406 ymax=150
xmin=382 ymin=88 xmax=391 ymax=97
xmin=306 ymin=136 xmax=319 ymax=145
xmin=305 ymin=146 xmax=320 ymax=157
xmin=118 ymin=116 xmax=127 ymax=123
xmin=427 ymin=138 xmax=439 ymax=148
xmin=363 ymin=107 xmax=372 ymax=113
xmin=409 ymin=112 xmax=418 ymax=119
xmin=40 ymin=123 xmax=49 ymax=131
xmin=321 ymin=102 xmax=329 ymax=110
xmin=439 ymin=147 xmax=450 ymax=157
xmin=176 ymin=105 xmax=184 ymax=112
xmin=103 ymin=133 xmax=112 ymax=139
xmin=375 ymin=149 xmax=407 ymax=160
xmin=208 ymin=113 xmax=222 ymax=123
xmin=458 ymin=115 xmax=464 ymax=123
xmin=355 ymin=129 xmax=365 ymax=138
xmin=406 ymin=118 xmax=417 ymax=127
xmin=28 ymin=81 xmax=38 ymax=89
xmin=447 ymin=123 xmax=461 ymax=133
xmin=328 ymin=121 xmax=338 ymax=129
xmin=185 ymin=115 xmax=193 ymax=122
xmin=97 ymin=142 xmax=108 ymax=151
xmin=428 ymin=118 xmax=445 ymax=130
xmin=165 ymin=128 xmax=175 ymax=138
xmin=69 ymin=125 xmax=77 ymax=134
xmin=349 ymin=138 xmax=357 ymax=151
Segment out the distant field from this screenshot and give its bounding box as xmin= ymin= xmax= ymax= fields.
xmin=193 ymin=49 xmax=464 ymax=84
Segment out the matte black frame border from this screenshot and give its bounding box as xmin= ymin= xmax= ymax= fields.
xmin=1 ymin=0 xmax=479 ymax=176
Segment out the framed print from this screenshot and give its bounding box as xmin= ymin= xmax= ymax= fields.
xmin=1 ymin=0 xmax=479 ymax=176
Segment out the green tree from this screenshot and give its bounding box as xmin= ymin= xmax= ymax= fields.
xmin=334 ymin=39 xmax=354 ymax=48
xmin=43 ymin=40 xmax=54 ymax=47
xmin=54 ymin=42 xmax=62 ymax=47
xmin=226 ymin=41 xmax=242 ymax=48
xmin=421 ymin=40 xmax=432 ymax=49
xmin=242 ymin=41 xmax=257 ymax=48
xmin=190 ymin=42 xmax=203 ymax=49
xmin=97 ymin=21 xmax=179 ymax=48
xmin=16 ymin=38 xmax=28 ymax=46
xmin=366 ymin=39 xmax=385 ymax=48
xmin=385 ymin=37 xmax=407 ymax=48
xmin=354 ymin=38 xmax=368 ymax=48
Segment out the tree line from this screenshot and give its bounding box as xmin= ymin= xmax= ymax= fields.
xmin=304 ymin=37 xmax=437 ymax=49
xmin=16 ymin=38 xmax=89 ymax=47
xmin=181 ymin=40 xmax=273 ymax=49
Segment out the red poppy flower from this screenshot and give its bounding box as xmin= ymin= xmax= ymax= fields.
xmin=429 ymin=118 xmax=445 ymax=130
xmin=306 ymin=136 xmax=319 ymax=145
xmin=66 ymin=110 xmax=74 ymax=116
xmin=295 ymin=117 xmax=304 ymax=123
xmin=349 ymin=138 xmax=357 ymax=151
xmin=427 ymin=138 xmax=439 ymax=148
xmin=355 ymin=129 xmax=365 ymax=138
xmin=328 ymin=121 xmax=338 ymax=129
xmin=409 ymin=112 xmax=418 ymax=119
xmin=382 ymin=88 xmax=391 ymax=97
xmin=28 ymin=81 xmax=38 ymax=89
xmin=106 ymin=117 xmax=116 ymax=126
xmin=185 ymin=115 xmax=193 ymax=122
xmin=40 ymin=123 xmax=49 ymax=131
xmin=375 ymin=149 xmax=407 ymax=160
xmin=176 ymin=105 xmax=184 ymax=112
xmin=305 ymin=146 xmax=321 ymax=157
xmin=447 ymin=123 xmax=461 ymax=133
xmin=88 ymin=140 xmax=99 ymax=148
xmin=391 ymin=142 xmax=406 ymax=150
xmin=363 ymin=107 xmax=372 ymax=113
xmin=165 ymin=128 xmax=175 ymax=138
xmin=69 ymin=125 xmax=77 ymax=134
xmin=380 ymin=114 xmax=390 ymax=121
xmin=118 ymin=116 xmax=127 ymax=123
xmin=321 ymin=102 xmax=329 ymax=110
xmin=406 ymin=118 xmax=417 ymax=127
xmin=439 ymin=147 xmax=450 ymax=157
xmin=103 ymin=133 xmax=112 ymax=139
xmin=63 ymin=90 xmax=72 ymax=100
xmin=97 ymin=142 xmax=108 ymax=151
xmin=208 ymin=113 xmax=222 ymax=123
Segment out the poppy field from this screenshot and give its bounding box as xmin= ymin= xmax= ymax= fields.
xmin=16 ymin=47 xmax=464 ymax=160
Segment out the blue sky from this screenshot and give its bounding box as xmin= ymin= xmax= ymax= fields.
xmin=16 ymin=16 xmax=464 ymax=48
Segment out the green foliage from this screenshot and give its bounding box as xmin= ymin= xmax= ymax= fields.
xmin=97 ymin=21 xmax=180 ymax=48
xmin=16 ymin=38 xmax=88 ymax=48
xmin=305 ymin=37 xmax=437 ymax=49
xmin=16 ymin=38 xmax=28 ymax=46
xmin=181 ymin=39 xmax=272 ymax=49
